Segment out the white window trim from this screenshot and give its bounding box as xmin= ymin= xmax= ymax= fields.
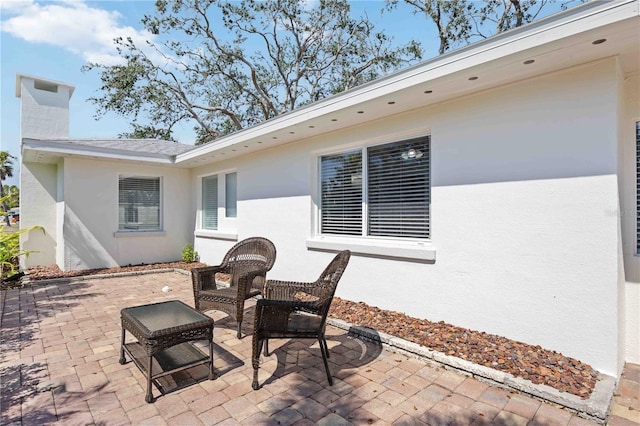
xmin=306 ymin=235 xmax=436 ymax=260
xmin=196 ymin=169 xmax=238 ymax=237
xmin=117 ymin=175 xmax=163 ymax=234
xmin=310 ymin=130 xmax=435 ymax=261
xmin=114 ymin=230 xmax=167 ymax=238
xmin=194 ymin=230 xmax=238 ymax=241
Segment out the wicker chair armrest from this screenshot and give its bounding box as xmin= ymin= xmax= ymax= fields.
xmin=191 ymin=264 xmax=228 ymax=292
xmin=233 ymin=266 xmax=270 ymax=296
xmin=254 ymin=298 xmax=319 ymax=331
xmin=264 ymin=279 xmax=322 ymax=301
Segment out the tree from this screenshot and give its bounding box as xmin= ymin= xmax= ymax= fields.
xmin=389 ymin=0 xmax=581 ymax=55
xmin=84 ymin=0 xmax=422 ymax=145
xmin=2 ymin=185 xmax=19 ymax=209
xmin=0 ymin=152 xmax=16 ymax=227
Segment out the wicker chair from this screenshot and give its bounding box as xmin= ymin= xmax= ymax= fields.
xmin=191 ymin=237 xmax=277 ymax=338
xmin=251 ymin=250 xmax=351 ymax=389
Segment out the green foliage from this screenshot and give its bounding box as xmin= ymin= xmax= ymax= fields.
xmin=2 ymin=185 xmax=19 ymax=209
xmin=0 ymin=151 xmax=17 ymax=226
xmin=83 ymin=0 xmax=422 ymax=144
xmin=0 ymin=197 xmax=45 ymax=280
xmin=182 ymin=243 xmax=198 ymax=263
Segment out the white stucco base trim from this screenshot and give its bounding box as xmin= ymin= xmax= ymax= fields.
xmin=306 ymin=236 xmax=436 ymax=260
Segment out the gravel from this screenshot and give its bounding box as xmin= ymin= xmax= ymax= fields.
xmin=5 ymin=261 xmax=598 ymax=399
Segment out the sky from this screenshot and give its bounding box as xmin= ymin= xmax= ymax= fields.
xmin=0 ymin=0 xmax=570 ymax=188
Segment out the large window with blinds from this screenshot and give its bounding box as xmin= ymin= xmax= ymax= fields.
xmin=118 ymin=176 xmax=161 ymax=231
xmin=320 ymin=136 xmax=430 ymax=239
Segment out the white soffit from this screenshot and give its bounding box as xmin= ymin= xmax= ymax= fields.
xmin=21 ymin=139 xmax=177 ymax=165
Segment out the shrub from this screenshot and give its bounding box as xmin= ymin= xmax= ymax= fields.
xmin=0 ymin=224 xmax=45 ymax=280
xmin=182 ymin=243 xmax=198 ymax=263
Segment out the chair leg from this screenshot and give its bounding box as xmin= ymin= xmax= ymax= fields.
xmin=264 ymin=339 xmax=269 ymax=356
xmin=321 ymin=337 xmax=330 ymax=359
xmin=252 ymin=339 xmax=263 ymax=390
xmin=237 ymin=322 xmax=242 ymax=339
xmin=318 ymin=337 xmax=333 ymax=386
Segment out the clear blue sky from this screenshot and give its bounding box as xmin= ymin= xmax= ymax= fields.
xmin=0 ymin=0 xmax=567 ymax=188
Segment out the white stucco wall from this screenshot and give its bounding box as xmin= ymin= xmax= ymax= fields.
xmin=58 ymin=158 xmax=193 ymax=270
xmin=19 ymin=78 xmax=70 ymax=140
xmin=193 ymin=59 xmax=624 ymax=375
xmin=621 ymin=73 xmax=640 ymax=364
xmin=20 ymin=162 xmax=58 ymax=268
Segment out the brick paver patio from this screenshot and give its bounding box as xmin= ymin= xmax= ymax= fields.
xmin=1 ymin=271 xmax=637 ymax=425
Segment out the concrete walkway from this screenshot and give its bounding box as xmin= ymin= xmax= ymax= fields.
xmin=1 ymin=271 xmax=637 ymax=425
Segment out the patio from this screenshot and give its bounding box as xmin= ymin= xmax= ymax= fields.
xmin=1 ymin=270 xmax=637 ymax=425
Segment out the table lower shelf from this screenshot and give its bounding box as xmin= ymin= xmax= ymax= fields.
xmin=122 ymin=341 xmax=214 ymax=397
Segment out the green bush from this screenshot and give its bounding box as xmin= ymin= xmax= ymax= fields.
xmin=1 ymin=224 xmax=45 ymax=280
xmin=182 ymin=243 xmax=198 ymax=263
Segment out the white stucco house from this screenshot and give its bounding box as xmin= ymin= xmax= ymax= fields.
xmin=16 ymin=1 xmax=639 ymax=381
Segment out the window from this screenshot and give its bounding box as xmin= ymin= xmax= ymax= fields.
xmin=118 ymin=176 xmax=161 ymax=231
xmin=320 ymin=136 xmax=430 ymax=239
xmin=202 ymin=175 xmax=218 ymax=230
xmin=201 ymin=172 xmax=237 ymax=232
xmin=225 ymin=172 xmax=237 ymax=218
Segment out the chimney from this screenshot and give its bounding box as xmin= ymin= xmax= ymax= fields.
xmin=15 ymin=74 xmax=75 ymax=140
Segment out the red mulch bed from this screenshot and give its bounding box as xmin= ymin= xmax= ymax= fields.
xmin=10 ymin=261 xmax=599 ymax=399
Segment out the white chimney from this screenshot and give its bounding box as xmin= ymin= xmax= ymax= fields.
xmin=15 ymin=74 xmax=75 ymax=140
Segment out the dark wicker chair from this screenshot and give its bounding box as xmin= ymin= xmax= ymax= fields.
xmin=251 ymin=250 xmax=351 ymax=389
xmin=191 ymin=237 xmax=277 ymax=338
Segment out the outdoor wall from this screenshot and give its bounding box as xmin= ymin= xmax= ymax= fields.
xmin=19 ymin=77 xmax=71 ymax=140
xmin=620 ymin=72 xmax=640 ymax=364
xmin=20 ymin=162 xmax=58 ymax=268
xmin=193 ymin=59 xmax=623 ymax=375
xmin=60 ymin=158 xmax=192 ymax=270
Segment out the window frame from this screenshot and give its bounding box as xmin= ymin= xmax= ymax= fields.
xmin=309 ymin=133 xmax=435 ymax=260
xmin=636 ymin=120 xmax=639 ymax=254
xmin=195 ymin=169 xmax=238 ymax=241
xmin=116 ymin=175 xmax=163 ymax=233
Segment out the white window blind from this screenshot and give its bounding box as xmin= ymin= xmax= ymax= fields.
xmin=203 ymin=175 xmax=218 ymax=230
xmin=368 ymin=137 xmax=430 ymax=238
xmin=225 ymin=172 xmax=237 ymax=218
xmin=319 ymin=136 xmax=430 ymax=240
xmin=320 ymin=151 xmax=363 ymax=235
xmin=118 ymin=177 xmax=160 ymax=231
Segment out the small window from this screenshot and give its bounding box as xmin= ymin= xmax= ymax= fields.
xmin=202 ymin=175 xmax=218 ymax=230
xmin=119 ymin=176 xmax=161 ymax=231
xmin=320 ymin=136 xmax=430 ymax=239
xmin=226 ymin=172 xmax=237 ymax=218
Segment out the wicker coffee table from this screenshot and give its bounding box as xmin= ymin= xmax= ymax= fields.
xmin=120 ymin=300 xmax=215 ymax=403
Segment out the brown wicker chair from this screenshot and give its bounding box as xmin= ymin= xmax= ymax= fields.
xmin=251 ymin=250 xmax=351 ymax=389
xmin=191 ymin=237 xmax=277 ymax=338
